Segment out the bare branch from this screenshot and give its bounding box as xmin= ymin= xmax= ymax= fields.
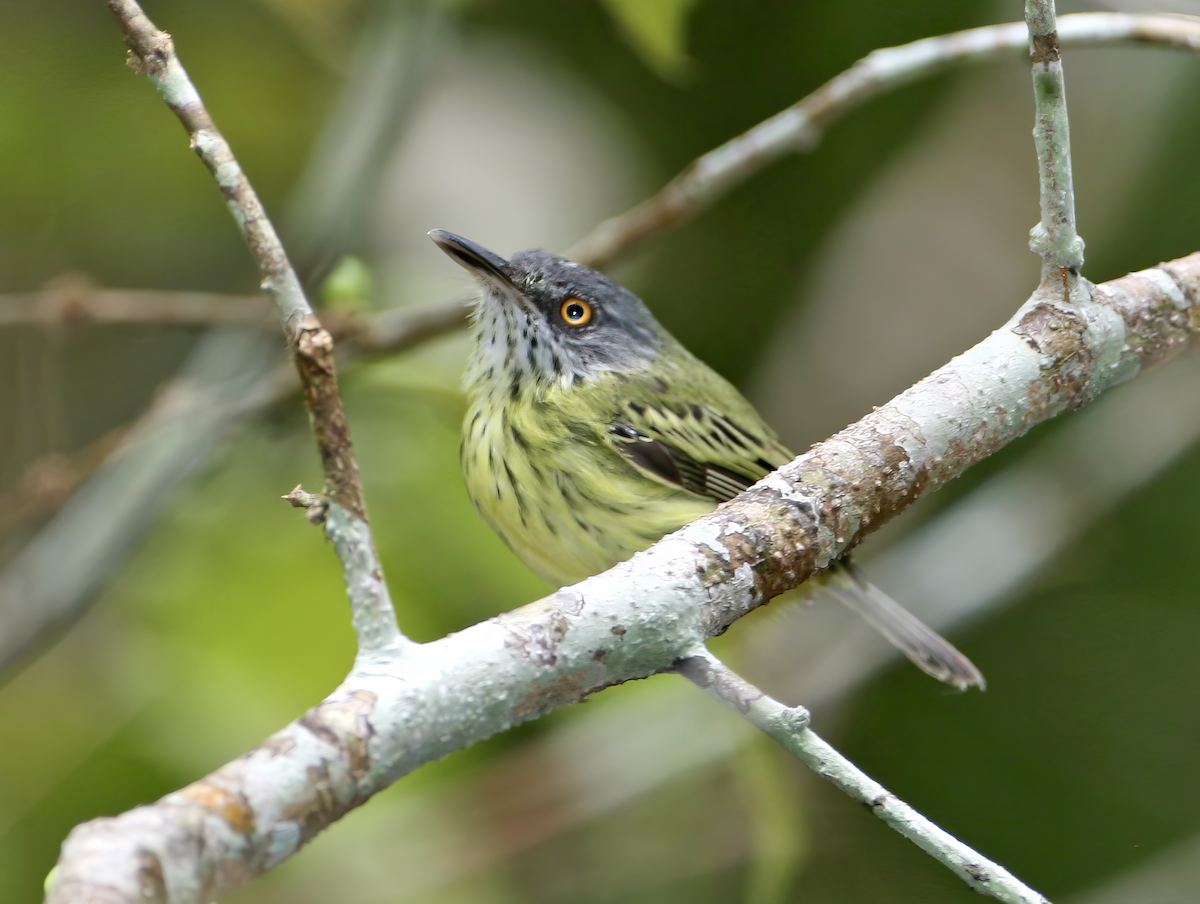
xmin=0 ymin=288 xmax=272 ymax=328
xmin=0 ymin=287 xmax=467 ymax=365
xmin=675 ymin=649 xmax=1048 ymax=903
xmin=0 ymin=296 xmax=466 ymax=675
xmin=0 ymin=430 xmax=125 ymax=538
xmin=5 ymin=10 xmax=1191 ymax=648
xmin=340 ymin=298 xmax=468 ymax=359
xmin=0 ymin=328 xmax=286 ymax=673
xmin=1026 ymin=0 xmax=1085 ymax=281
xmin=45 ymin=248 xmax=1200 ymax=903
xmin=566 ymin=12 xmax=1200 ymax=268
xmin=104 ymin=0 xmax=405 ymax=654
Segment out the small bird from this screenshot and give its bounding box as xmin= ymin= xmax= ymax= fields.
xmin=430 ymin=229 xmax=983 ymax=690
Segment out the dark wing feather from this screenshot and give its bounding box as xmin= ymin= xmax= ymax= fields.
xmin=609 ymin=401 xmax=791 ymax=503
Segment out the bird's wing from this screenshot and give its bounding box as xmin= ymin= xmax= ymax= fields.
xmin=603 ymin=378 xmax=986 ymax=691
xmin=608 ymin=400 xmax=792 ymax=503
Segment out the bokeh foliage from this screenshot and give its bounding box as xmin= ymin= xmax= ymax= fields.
xmin=3 ymin=1 xmax=1200 ymax=903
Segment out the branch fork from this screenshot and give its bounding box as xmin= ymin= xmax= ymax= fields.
xmin=41 ymin=2 xmax=1200 ymax=902
xmin=105 ymin=0 xmax=405 ymax=660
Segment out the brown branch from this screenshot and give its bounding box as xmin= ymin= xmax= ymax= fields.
xmin=106 ymin=0 xmax=368 ymax=521
xmin=0 ymin=430 xmax=126 ymax=538
xmin=341 ymin=298 xmax=468 ymax=358
xmin=0 ymin=298 xmax=465 ymax=562
xmin=0 ymin=287 xmax=272 ymax=328
xmin=0 ymin=285 xmax=467 ymax=362
xmin=103 ymin=0 xmax=406 ymax=663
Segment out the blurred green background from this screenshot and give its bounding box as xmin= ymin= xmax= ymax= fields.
xmin=4 ymin=0 xmax=1200 ymax=902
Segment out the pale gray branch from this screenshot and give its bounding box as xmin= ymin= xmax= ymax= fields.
xmin=46 ymin=249 xmax=1200 ymax=902
xmin=1026 ymin=0 xmax=1086 ymax=279
xmin=675 ymin=649 xmax=1049 ymax=903
xmin=6 ymin=11 xmax=1195 ymax=678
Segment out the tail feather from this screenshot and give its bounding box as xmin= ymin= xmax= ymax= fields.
xmin=820 ymin=560 xmax=986 ymax=691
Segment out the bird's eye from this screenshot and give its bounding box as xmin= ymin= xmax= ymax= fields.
xmin=560 ymin=297 xmax=593 ymax=327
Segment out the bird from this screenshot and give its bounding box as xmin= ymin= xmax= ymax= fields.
xmin=430 ymin=228 xmax=983 ymax=690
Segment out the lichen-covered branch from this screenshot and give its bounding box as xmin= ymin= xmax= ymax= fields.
xmin=675 ymin=649 xmax=1048 ymax=903
xmin=6 ymin=10 xmax=1193 ymax=677
xmin=566 ymin=11 xmax=1200 ymax=268
xmin=46 ymin=249 xmax=1200 ymax=902
xmin=1026 ymin=0 xmax=1085 ymax=281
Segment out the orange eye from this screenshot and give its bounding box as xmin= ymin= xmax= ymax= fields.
xmin=560 ymin=297 xmax=593 ymax=327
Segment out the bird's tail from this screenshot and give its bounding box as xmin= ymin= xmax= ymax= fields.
xmin=818 ymin=559 xmax=985 ymax=691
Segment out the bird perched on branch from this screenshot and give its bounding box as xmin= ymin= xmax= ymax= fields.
xmin=430 ymin=229 xmax=983 ymax=690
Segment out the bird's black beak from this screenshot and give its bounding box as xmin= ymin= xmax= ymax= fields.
xmin=429 ymin=229 xmax=514 ymax=287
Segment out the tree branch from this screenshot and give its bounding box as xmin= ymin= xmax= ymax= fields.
xmin=1026 ymin=0 xmax=1085 ymax=282
xmin=28 ymin=8 xmax=1200 ymax=898
xmin=8 ymin=10 xmax=1195 ymax=675
xmin=104 ymin=0 xmax=406 ymax=655
xmin=0 ymin=293 xmax=468 ymax=675
xmin=675 ymin=649 xmax=1048 ymax=903
xmin=46 ymin=246 xmax=1200 ymax=901
xmin=0 ymin=287 xmax=467 ymax=360
xmin=566 ymin=12 xmax=1200 ymax=268
xmin=0 ymin=287 xmax=273 ymax=328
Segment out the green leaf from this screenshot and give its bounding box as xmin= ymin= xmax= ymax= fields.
xmin=595 ymin=0 xmax=699 ymax=82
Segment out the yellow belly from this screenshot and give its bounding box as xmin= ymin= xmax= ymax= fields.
xmin=462 ymin=393 xmax=713 ymax=588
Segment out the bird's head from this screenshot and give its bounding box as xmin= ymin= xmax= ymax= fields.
xmin=430 ymin=229 xmax=668 ymax=387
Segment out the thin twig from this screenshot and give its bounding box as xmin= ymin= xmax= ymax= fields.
xmin=1026 ymin=0 xmax=1085 ymax=283
xmin=0 ymin=288 xmax=273 ymax=328
xmin=0 ymin=296 xmax=465 ymax=672
xmin=105 ymin=0 xmax=405 ymax=654
xmin=566 ymin=12 xmax=1200 ymax=268
xmin=675 ymin=649 xmax=1049 ymax=903
xmin=342 ymin=298 xmax=468 ymax=358
xmin=0 ymin=328 xmax=287 ymax=674
xmin=0 ymin=288 xmax=468 ymax=361
xmin=0 ymin=429 xmax=126 ymax=538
